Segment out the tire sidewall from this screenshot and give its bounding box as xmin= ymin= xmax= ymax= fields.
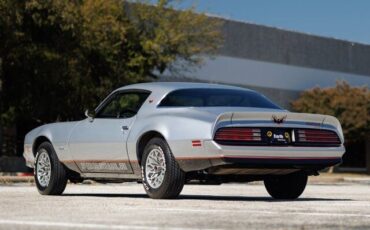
xmin=141 ymin=138 xmax=173 ymax=196
xmin=264 ymin=171 xmax=308 ymax=199
xmin=34 ymin=143 xmax=56 ymax=195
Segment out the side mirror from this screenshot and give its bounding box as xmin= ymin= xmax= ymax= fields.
xmin=85 ymin=109 xmax=96 ymax=122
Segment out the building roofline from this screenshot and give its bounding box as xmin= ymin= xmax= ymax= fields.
xmin=207 ymin=13 xmax=370 ymax=47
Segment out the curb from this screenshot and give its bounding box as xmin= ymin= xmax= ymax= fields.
xmin=343 ymin=177 xmax=370 ymax=185
xmin=0 ymin=176 xmax=35 ymax=184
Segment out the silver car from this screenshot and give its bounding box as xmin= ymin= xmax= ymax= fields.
xmin=23 ymin=82 xmax=345 ymax=199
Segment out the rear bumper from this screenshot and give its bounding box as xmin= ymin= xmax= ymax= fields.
xmin=175 ymin=140 xmax=345 ymax=172
xmin=211 ymin=156 xmax=342 ymax=168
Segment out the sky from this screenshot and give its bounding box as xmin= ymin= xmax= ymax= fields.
xmin=176 ymin=0 xmax=370 ymax=45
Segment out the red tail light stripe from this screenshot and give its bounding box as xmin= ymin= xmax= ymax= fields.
xmin=220 ymin=129 xmax=261 ymax=132
xmin=300 ymin=137 xmax=339 ymax=141
xmin=300 ymin=136 xmax=336 ymax=138
xmin=300 ymin=139 xmax=339 ymax=142
xmin=299 ymin=134 xmax=339 ymax=138
xmin=215 ymin=133 xmax=261 ymax=137
xmin=217 ymin=132 xmax=259 ymax=135
xmin=216 ymin=136 xmax=261 ymax=141
xmin=300 ymin=137 xmax=339 ymax=140
xmin=214 ymin=127 xmax=262 ymax=142
xmin=298 ymin=131 xmax=337 ymax=135
xmin=297 ymin=129 xmax=341 ymax=145
xmin=299 ymin=133 xmax=338 ymax=137
xmin=215 ymin=134 xmax=259 ymax=137
xmin=300 ymin=140 xmax=340 ymax=143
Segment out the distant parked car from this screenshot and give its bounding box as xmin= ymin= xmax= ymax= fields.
xmin=24 ymin=82 xmax=345 ymax=199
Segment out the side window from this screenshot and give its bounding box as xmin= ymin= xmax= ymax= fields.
xmin=96 ymin=91 xmax=150 ymax=118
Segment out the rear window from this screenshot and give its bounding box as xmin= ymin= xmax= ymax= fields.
xmin=158 ymin=88 xmax=280 ymax=109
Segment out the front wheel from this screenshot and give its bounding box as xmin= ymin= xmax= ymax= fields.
xmin=34 ymin=142 xmax=68 ymax=195
xmin=264 ymin=171 xmax=308 ymax=199
xmin=141 ymin=138 xmax=185 ymax=199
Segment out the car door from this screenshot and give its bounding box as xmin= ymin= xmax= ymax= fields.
xmin=68 ymin=90 xmax=150 ymax=174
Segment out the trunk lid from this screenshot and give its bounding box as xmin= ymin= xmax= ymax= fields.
xmin=215 ymin=111 xmax=342 ymax=135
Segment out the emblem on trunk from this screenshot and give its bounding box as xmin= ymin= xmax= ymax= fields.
xmin=272 ymin=115 xmax=287 ymax=124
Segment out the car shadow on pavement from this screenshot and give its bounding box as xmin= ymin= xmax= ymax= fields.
xmin=62 ymin=193 xmax=351 ymax=202
xmin=179 ymin=195 xmax=352 ymax=202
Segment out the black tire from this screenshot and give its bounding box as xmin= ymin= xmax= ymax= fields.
xmin=141 ymin=137 xmax=185 ymax=199
xmin=34 ymin=142 xmax=68 ymax=195
xmin=264 ymin=171 xmax=308 ymax=199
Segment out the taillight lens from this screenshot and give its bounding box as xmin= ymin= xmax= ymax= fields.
xmin=214 ymin=128 xmax=261 ymax=142
xmin=296 ymin=129 xmax=341 ymax=146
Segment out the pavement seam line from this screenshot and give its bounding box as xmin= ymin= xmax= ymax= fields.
xmin=0 ymin=219 xmax=218 ymax=230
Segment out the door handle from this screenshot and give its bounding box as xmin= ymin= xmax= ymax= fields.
xmin=121 ymin=125 xmax=129 ymax=131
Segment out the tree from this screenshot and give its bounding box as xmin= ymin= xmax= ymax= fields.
xmin=0 ymin=0 xmax=222 ymax=122
xmin=0 ymin=0 xmax=222 ymax=155
xmin=291 ymin=81 xmax=370 ymax=142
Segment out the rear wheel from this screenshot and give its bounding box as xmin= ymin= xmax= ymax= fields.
xmin=34 ymin=142 xmax=68 ymax=195
xmin=264 ymin=171 xmax=308 ymax=199
xmin=141 ymin=137 xmax=185 ymax=199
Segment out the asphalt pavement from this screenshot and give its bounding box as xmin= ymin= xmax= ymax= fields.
xmin=0 ymin=182 xmax=369 ymax=229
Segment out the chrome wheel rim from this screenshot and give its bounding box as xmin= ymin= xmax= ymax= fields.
xmin=145 ymin=147 xmax=166 ymax=189
xmin=36 ymin=150 xmax=51 ymax=187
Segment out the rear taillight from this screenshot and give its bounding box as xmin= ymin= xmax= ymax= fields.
xmin=296 ymin=129 xmax=341 ymax=146
xmin=214 ymin=128 xmax=261 ymax=142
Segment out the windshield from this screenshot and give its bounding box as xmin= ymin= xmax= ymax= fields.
xmin=158 ymin=88 xmax=281 ymax=109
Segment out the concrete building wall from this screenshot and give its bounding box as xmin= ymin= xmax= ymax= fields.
xmin=160 ymin=18 xmax=370 ymax=109
xmin=219 ymin=19 xmax=370 ymax=76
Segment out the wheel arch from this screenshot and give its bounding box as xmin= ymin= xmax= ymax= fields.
xmin=32 ymin=136 xmax=52 ymax=157
xmin=136 ymin=130 xmax=166 ymax=165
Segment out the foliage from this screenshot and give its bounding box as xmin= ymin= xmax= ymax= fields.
xmin=291 ymin=81 xmax=370 ymax=142
xmin=0 ymin=0 xmax=222 ymax=126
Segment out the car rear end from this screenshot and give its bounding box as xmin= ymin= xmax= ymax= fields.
xmin=159 ymin=86 xmax=345 ymax=174
xmin=153 ymin=83 xmax=346 ymax=198
xmin=200 ymin=111 xmax=345 ymax=175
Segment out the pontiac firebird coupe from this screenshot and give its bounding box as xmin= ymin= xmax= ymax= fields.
xmin=23 ymin=82 xmax=345 ymax=199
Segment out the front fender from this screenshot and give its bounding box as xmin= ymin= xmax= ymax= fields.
xmin=23 ymin=121 xmax=80 ymax=168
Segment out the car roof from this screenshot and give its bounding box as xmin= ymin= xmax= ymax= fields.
xmin=115 ymin=82 xmax=254 ymax=94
